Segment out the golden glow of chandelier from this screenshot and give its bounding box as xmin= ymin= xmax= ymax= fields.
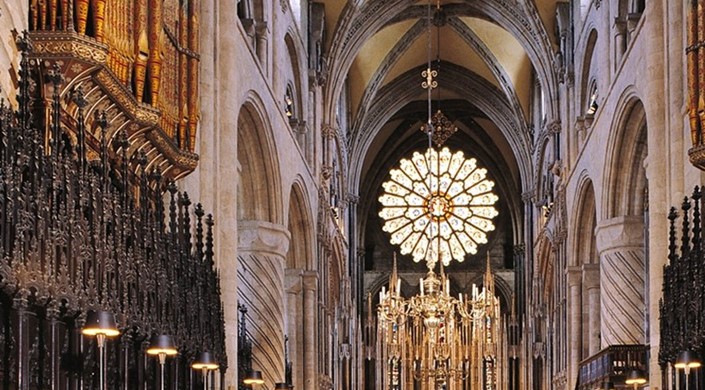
xmin=378 ymin=147 xmax=499 ymax=271
xmin=374 ymin=254 xmax=502 ymax=389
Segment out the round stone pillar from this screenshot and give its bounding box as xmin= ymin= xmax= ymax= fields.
xmin=596 ymin=216 xmax=646 ymax=347
xmin=582 ymin=263 xmax=601 ymax=355
xmin=238 ymin=220 xmax=291 ymax=388
xmin=302 ymin=271 xmax=319 ymax=390
xmin=567 ymin=266 xmax=582 ymax=387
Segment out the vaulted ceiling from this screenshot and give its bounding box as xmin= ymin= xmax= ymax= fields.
xmin=320 ymin=0 xmax=562 ymax=271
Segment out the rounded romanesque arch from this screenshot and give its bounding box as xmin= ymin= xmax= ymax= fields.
xmin=286 ymin=178 xmax=315 ymax=271
xmin=596 ymin=92 xmax=648 ymax=348
xmin=237 ymin=95 xmax=283 ymax=224
xmin=236 ymin=94 xmax=288 ymax=388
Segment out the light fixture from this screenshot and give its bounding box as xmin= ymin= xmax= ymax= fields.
xmin=81 ymin=310 xmax=120 ymax=390
xmin=377 ymin=253 xmax=502 ymax=388
xmin=377 ymin=1 xmax=498 ymax=273
xmin=676 ymin=351 xmax=701 ymax=390
xmin=147 ymin=334 xmax=178 ymax=390
xmin=625 ymin=369 xmax=647 ymax=390
xmin=192 ymin=352 xmax=219 ymax=390
xmin=274 ymin=382 xmax=293 ymax=389
xmin=243 ymin=369 xmax=265 ymax=385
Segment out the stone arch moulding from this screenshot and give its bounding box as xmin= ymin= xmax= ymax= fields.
xmin=602 ymin=89 xmax=648 ymax=219
xmin=286 ymin=178 xmax=316 ymax=270
xmin=534 ymin=231 xmax=556 ymax=303
xmin=323 ymin=0 xmax=558 ymax=129
xmin=237 ymin=92 xmax=284 ymax=224
xmin=577 ymin=28 xmax=599 ymax=115
xmin=348 ymin=62 xmax=531 ymax=198
xmin=284 ymin=31 xmax=305 ymax=121
xmin=571 ymin=171 xmax=597 ymax=268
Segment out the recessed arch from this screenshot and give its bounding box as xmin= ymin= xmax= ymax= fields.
xmin=572 ymin=173 xmax=597 ymax=267
xmin=286 ymin=178 xmax=315 ymax=270
xmin=237 ymin=94 xmax=283 ymax=224
xmin=603 ymin=92 xmax=648 ymax=219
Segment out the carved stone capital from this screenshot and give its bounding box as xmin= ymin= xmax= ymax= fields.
xmin=322 ymin=124 xmax=337 ymax=139
xmin=302 ymin=271 xmax=318 ymax=291
xmin=346 ymin=192 xmax=359 ymax=205
xmin=566 ymin=266 xmax=582 ymax=288
xmin=286 ymin=268 xmax=304 ymax=294
xmin=582 ymin=263 xmax=600 ymax=289
xmin=546 ymin=119 xmax=561 ymax=134
xmin=238 ymin=220 xmax=291 ymax=258
xmin=595 ymin=216 xmax=645 ymax=255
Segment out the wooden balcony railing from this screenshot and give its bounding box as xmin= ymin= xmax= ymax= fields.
xmin=576 ymin=345 xmax=649 ymax=389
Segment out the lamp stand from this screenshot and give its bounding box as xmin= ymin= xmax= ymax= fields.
xmin=97 ymin=333 xmax=106 ymax=390
xmin=159 ymin=352 xmax=167 ymax=390
xmin=202 ymin=367 xmax=208 ymax=390
xmin=686 ymin=367 xmax=692 ymax=390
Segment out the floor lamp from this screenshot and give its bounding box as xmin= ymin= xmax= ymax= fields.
xmin=147 ymin=334 xmax=178 ymax=390
xmin=625 ymin=369 xmax=647 ymax=390
xmin=81 ymin=310 xmax=120 ymax=390
xmin=192 ymin=351 xmax=219 ymax=390
xmin=676 ymin=351 xmax=702 ymax=390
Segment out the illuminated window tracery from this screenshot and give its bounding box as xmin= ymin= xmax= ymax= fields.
xmin=378 ymin=147 xmax=499 ymax=269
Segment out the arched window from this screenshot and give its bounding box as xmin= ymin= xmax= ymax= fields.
xmin=285 ymin=84 xmax=295 ymax=119
xmin=586 ymin=81 xmax=598 ymax=116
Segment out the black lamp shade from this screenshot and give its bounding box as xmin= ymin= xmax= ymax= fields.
xmin=625 ymin=369 xmax=647 ymax=385
xmin=192 ymin=351 xmax=219 ymax=370
xmin=676 ymin=350 xmax=702 ymax=369
xmin=146 ymin=334 xmax=178 ymax=356
xmin=243 ymin=370 xmax=264 ymax=385
xmin=82 ymin=310 xmax=120 ymax=337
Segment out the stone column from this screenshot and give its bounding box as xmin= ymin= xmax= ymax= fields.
xmin=302 ymin=271 xmax=319 ymax=390
xmin=567 ymin=266 xmax=582 ymax=387
xmin=255 ymin=22 xmax=269 ymax=75
xmin=596 ymin=216 xmax=645 ymax=347
xmin=613 ymin=18 xmax=627 ymax=66
xmin=582 ymin=264 xmax=601 ymax=355
xmin=238 ymin=220 xmax=291 ymax=388
xmin=286 ymin=269 xmax=304 ymax=390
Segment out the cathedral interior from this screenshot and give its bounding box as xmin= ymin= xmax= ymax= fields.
xmin=0 ymin=0 xmax=702 ymax=389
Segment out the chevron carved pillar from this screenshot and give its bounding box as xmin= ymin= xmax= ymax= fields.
xmin=595 ymin=216 xmax=646 ymax=347
xmin=238 ymin=220 xmax=291 ymax=388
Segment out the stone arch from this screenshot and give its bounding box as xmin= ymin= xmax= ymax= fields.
xmin=237 ymin=94 xmax=283 ymax=224
xmin=323 ymin=0 xmax=558 ymax=131
xmin=604 ymin=93 xmax=648 ymax=219
xmin=572 ymin=173 xmax=597 ymax=268
xmin=596 ymin=91 xmax=648 ymax=347
xmin=284 ymin=32 xmax=304 ymax=121
xmin=571 ymin=173 xmax=601 ymax=360
xmin=578 ymin=29 xmax=599 ymax=115
xmin=286 ymin=178 xmax=315 ymax=270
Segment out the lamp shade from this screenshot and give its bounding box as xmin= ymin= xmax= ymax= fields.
xmin=624 ymin=369 xmax=647 ymax=386
xmin=82 ymin=310 xmax=120 ymax=337
xmin=675 ymin=350 xmax=702 ymax=369
xmin=146 ymin=334 xmax=178 ymax=356
xmin=243 ymin=370 xmax=264 ymax=385
xmin=191 ymin=351 xmax=219 ymax=370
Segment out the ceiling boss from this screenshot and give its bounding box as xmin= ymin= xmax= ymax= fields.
xmin=378 ymin=147 xmax=499 ymax=271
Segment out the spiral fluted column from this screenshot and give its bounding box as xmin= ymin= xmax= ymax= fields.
xmin=596 ymin=216 xmax=646 ymax=347
xmin=238 ymin=220 xmax=291 ymax=388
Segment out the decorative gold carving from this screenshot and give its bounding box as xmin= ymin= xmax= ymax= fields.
xmin=28 ymin=0 xmax=201 ymax=175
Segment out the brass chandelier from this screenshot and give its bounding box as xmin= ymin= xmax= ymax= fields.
xmin=374 ymin=2 xmax=504 ymax=389
xmin=375 ymin=255 xmax=503 ymax=389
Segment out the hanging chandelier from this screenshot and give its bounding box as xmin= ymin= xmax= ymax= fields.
xmin=374 ymin=2 xmax=504 ymax=389
xmin=374 ymin=255 xmax=503 ymax=389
